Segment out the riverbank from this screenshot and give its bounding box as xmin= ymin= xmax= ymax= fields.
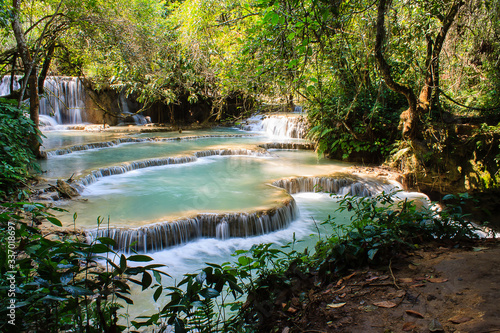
xmin=259 ymin=238 xmax=500 ymax=333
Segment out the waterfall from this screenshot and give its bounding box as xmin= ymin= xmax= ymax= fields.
xmin=74 ymin=148 xmax=272 ymax=188
xmin=119 ymin=93 xmax=148 ymax=125
xmin=261 ymin=115 xmax=309 ymax=139
xmin=45 ymin=134 xmax=257 ymax=156
xmin=272 ymin=174 xmax=397 ymax=197
xmin=0 ymin=76 xmax=20 ymax=96
xmin=39 ymin=77 xmax=85 ymax=124
xmin=242 ymin=114 xmax=309 ymax=139
xmin=0 ymin=76 xmax=85 ymax=125
xmin=259 ymin=142 xmax=315 ymax=150
xmin=86 ymin=198 xmax=298 ymax=253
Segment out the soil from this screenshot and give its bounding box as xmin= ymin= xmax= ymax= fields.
xmin=261 ymin=239 xmax=500 ymax=333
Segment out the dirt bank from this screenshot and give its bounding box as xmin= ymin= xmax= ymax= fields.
xmin=261 ymin=239 xmax=500 ymax=333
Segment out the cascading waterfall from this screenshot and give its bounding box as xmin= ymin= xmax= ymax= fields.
xmin=259 ymin=142 xmax=315 ymax=150
xmin=86 ymin=198 xmax=298 ymax=253
xmin=0 ymin=75 xmax=20 ymax=96
xmin=40 ymin=77 xmax=85 ymax=124
xmin=45 ymin=134 xmax=256 ymax=156
xmin=272 ymin=174 xmax=397 ymax=197
xmin=243 ymin=114 xmax=309 ymax=139
xmin=0 ymin=76 xmax=85 ymax=125
xmin=75 ymin=148 xmax=271 ymax=188
xmin=119 ymin=93 xmax=148 ymax=125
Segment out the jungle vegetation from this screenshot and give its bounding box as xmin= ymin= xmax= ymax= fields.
xmin=0 ymin=0 xmax=498 ymax=163
xmin=0 ymin=0 xmax=499 ymax=331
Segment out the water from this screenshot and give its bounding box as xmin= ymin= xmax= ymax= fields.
xmin=38 ymin=114 xmax=421 ymax=321
xmin=0 ymin=76 xmax=86 ymax=125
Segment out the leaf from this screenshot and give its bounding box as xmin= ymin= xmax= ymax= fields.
xmin=403 ymin=322 xmax=418 ymax=331
xmin=238 ymin=256 xmax=252 ymax=266
xmin=427 ymin=278 xmax=448 ymax=283
xmin=367 ymin=248 xmax=378 ymax=261
xmin=142 ymin=272 xmax=152 ymax=290
xmin=120 ymin=254 xmax=127 ymax=272
xmin=42 ymin=295 xmax=67 ymax=302
xmin=374 ymin=301 xmax=397 ymax=308
xmin=46 ymin=216 xmax=62 ymax=227
xmin=406 ymin=310 xmax=424 ymax=318
xmin=199 ymin=288 xmax=220 ymax=299
xmin=63 ymin=286 xmax=94 ymax=296
xmin=128 ymin=255 xmax=153 ymax=262
xmin=97 ymin=237 xmax=116 ymax=246
xmin=327 ymin=302 xmax=346 ymax=309
xmin=153 ymin=286 xmax=163 ymax=302
xmin=196 ymin=271 xmax=206 ymax=285
xmin=448 ymin=315 xmax=473 ymax=324
xmin=399 ymin=278 xmax=413 ymax=283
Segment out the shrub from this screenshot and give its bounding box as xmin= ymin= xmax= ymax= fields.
xmin=0 ymin=99 xmax=41 ymax=199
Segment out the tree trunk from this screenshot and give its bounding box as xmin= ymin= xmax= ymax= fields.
xmin=375 ymin=0 xmax=419 ymax=139
xmin=420 ymin=0 xmax=464 ymax=111
xmin=11 ymin=0 xmax=41 ymax=157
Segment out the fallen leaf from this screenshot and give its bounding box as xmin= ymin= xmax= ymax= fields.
xmin=399 ymin=278 xmax=413 ymax=283
xmin=428 ymin=278 xmax=448 ymax=283
xmin=327 ymin=302 xmax=346 ymax=309
xmin=366 ymin=276 xmax=379 ymax=282
xmin=361 ymin=305 xmax=378 ymax=312
xmin=406 ymin=310 xmax=424 ymax=318
xmin=333 ymin=285 xmax=346 ymax=293
xmin=410 ymin=283 xmax=425 ymax=288
xmin=286 ymin=307 xmax=297 ymax=314
xmin=473 ymin=247 xmax=487 ymax=252
xmin=403 ymin=322 xmax=418 ymax=331
xmin=374 ymin=301 xmax=397 ymax=308
xmin=344 ymin=272 xmax=356 ymax=280
xmin=387 ymin=290 xmax=406 ymax=298
xmin=448 ymin=315 xmax=473 ymax=324
xmin=282 ymin=327 xmax=290 ymax=333
xmin=339 ymin=293 xmax=347 ymax=298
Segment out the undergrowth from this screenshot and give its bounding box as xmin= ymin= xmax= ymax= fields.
xmin=0 ymin=192 xmax=479 ymax=332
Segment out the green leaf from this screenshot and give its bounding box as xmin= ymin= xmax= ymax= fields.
xmin=238 ymin=256 xmax=252 ymax=266
xmin=128 ymin=254 xmax=154 ymax=262
xmin=63 ymin=286 xmax=94 ymax=296
xmin=142 ymin=272 xmax=152 ymax=290
xmin=199 ymin=288 xmax=220 ymax=299
xmin=97 ymin=237 xmax=116 ymax=246
xmin=46 ymin=216 xmax=62 ymax=227
xmin=153 ymin=286 xmax=163 ymax=302
xmin=120 ymin=254 xmax=127 ymax=272
xmin=367 ymin=248 xmax=378 ymax=261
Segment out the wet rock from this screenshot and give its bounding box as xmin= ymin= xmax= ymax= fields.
xmin=56 ymin=179 xmax=80 ymax=199
xmin=429 ymin=318 xmax=444 ymax=332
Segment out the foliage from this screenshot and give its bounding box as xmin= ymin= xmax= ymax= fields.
xmin=0 ymin=190 xmax=481 ymax=332
xmin=0 ymin=202 xmax=167 ymax=332
xmin=132 ymin=262 xmax=245 ymax=332
xmin=312 ymin=191 xmax=479 ymax=279
xmin=0 ymin=99 xmax=40 ymax=199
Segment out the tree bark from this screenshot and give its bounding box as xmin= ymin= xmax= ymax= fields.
xmin=375 ymin=0 xmax=463 ymax=139
xmin=11 ymin=0 xmax=41 ymax=157
xmin=375 ymin=0 xmax=419 ymax=139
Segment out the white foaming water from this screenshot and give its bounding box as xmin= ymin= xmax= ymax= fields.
xmin=0 ymin=75 xmax=86 ymax=126
xmin=242 ymin=113 xmax=309 ymax=139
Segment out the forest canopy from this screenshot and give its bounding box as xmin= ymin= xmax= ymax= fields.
xmin=0 ymin=0 xmax=499 ymax=163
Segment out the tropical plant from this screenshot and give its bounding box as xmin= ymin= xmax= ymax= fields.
xmin=0 ymin=99 xmax=40 ymax=199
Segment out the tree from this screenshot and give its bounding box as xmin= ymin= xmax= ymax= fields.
xmin=9 ymin=0 xmax=64 ymax=157
xmin=375 ymin=0 xmax=464 ymax=139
